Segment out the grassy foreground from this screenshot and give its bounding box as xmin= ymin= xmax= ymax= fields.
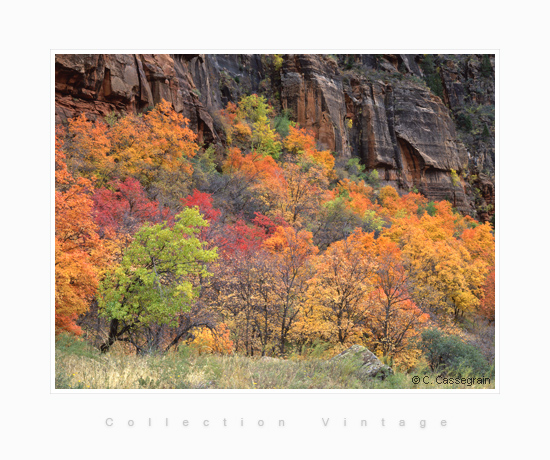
xmin=55 ymin=335 xmax=495 ymax=390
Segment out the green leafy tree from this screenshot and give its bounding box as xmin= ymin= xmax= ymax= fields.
xmin=99 ymin=207 xmax=218 ymax=353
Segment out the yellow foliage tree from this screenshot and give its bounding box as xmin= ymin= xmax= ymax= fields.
xmin=301 ymin=229 xmax=376 ymax=346
xmin=188 ymin=324 xmax=234 ymax=355
xmin=263 ymin=226 xmax=318 ymax=355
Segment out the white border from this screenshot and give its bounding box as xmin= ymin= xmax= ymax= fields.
xmin=51 ymin=50 xmax=499 ymax=395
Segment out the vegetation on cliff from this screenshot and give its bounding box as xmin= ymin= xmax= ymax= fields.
xmin=55 ymin=53 xmax=495 ymax=222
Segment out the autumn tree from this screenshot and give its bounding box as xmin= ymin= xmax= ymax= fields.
xmin=219 ymin=102 xmax=252 ymax=147
xmin=220 ymin=94 xmax=281 ymax=158
xmin=62 ymin=115 xmax=112 ymax=182
xmin=263 ymin=226 xmax=318 ymax=355
xmin=219 ymin=147 xmax=284 ymax=218
xmin=304 ymin=229 xmax=376 ymax=346
xmin=61 ymin=100 xmax=198 ymax=208
xmin=460 ymin=222 xmax=495 ymax=266
xmin=204 ymin=217 xmax=281 ymax=356
xmin=254 ymin=159 xmax=331 ymax=226
xmin=366 ymin=237 xmax=429 ymax=361
xmin=252 ymin=115 xmax=282 ymax=158
xmin=55 ymin=137 xmax=105 ymax=334
xmin=210 ymin=247 xmax=277 ymax=356
xmin=188 ymin=323 xmax=234 ymax=355
xmin=311 ymin=196 xmax=365 ymax=249
xmin=478 ymin=267 xmax=495 ymax=323
xmin=384 ymin=202 xmax=491 ymax=322
xmin=283 ymin=125 xmax=335 ymax=172
xmin=93 ymin=177 xmax=170 ymax=257
xmin=283 ymin=125 xmax=316 ymax=155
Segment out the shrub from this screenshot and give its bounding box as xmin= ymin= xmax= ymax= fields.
xmin=346 ymin=157 xmax=367 ymax=182
xmin=366 ymin=169 xmax=380 ymax=189
xmin=188 ymin=324 xmax=234 ymax=355
xmin=456 ymin=113 xmax=473 ymax=132
xmin=450 ymin=169 xmax=460 ymax=187
xmin=480 ymin=55 xmax=493 ymax=78
xmin=272 ymin=54 xmax=283 ymax=71
xmin=420 ymin=55 xmax=444 ymax=99
xmin=418 ymin=328 xmax=491 ymax=376
xmin=274 ymin=109 xmax=293 ymax=138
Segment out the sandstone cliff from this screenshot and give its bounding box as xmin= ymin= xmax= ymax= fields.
xmin=55 ymin=53 xmax=495 ymax=219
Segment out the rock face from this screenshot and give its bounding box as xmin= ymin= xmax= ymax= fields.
xmin=278 ymin=54 xmax=479 ymax=213
xmin=55 ymin=54 xmax=220 ymax=146
xmin=55 ymin=54 xmax=268 ymax=147
xmin=438 ymin=55 xmax=496 ymax=218
xmin=55 ymin=53 xmax=495 ymax=218
xmin=331 ymin=345 xmax=393 ymax=380
xmin=347 ymin=74 xmax=470 ymax=210
xmin=281 ymin=55 xmax=350 ymax=156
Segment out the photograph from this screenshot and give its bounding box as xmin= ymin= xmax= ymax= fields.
xmin=6 ymin=1 xmax=550 ymax=456
xmin=54 ymin=53 xmax=496 ymax=390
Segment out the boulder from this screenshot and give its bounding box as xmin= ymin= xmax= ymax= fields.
xmin=331 ymin=345 xmax=393 ymax=380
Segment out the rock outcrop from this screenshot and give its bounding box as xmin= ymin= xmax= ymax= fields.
xmin=331 ymin=345 xmax=393 ymax=380
xmin=55 ymin=53 xmax=495 ymax=218
xmin=55 ymin=54 xmax=220 ymax=146
xmin=348 ymin=74 xmax=470 ymax=210
xmin=438 ymin=55 xmax=495 ymax=218
xmin=281 ymin=54 xmax=350 ymax=156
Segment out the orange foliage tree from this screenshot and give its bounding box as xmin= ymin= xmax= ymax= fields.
xmin=61 ymin=100 xmax=198 ymax=207
xmin=55 ymin=137 xmax=106 ymax=334
xmin=260 ymin=160 xmax=332 ymax=226
xmin=366 ymin=237 xmax=429 ymax=360
xmin=283 ymin=125 xmax=335 ymax=171
xmin=479 ymin=266 xmax=495 ymax=322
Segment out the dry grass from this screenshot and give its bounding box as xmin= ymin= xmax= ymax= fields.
xmin=55 ymin=334 xmax=495 ymax=390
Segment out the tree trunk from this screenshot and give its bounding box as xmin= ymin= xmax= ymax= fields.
xmin=100 ymin=318 xmax=119 ymax=353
